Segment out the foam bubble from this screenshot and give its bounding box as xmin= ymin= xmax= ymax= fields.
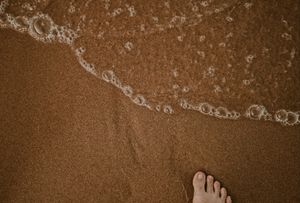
xmin=232 ymin=111 xmax=241 ymax=120
xmin=33 ymin=17 xmax=51 ymax=35
xmin=155 ymin=104 xmax=161 ymax=112
xmin=54 ymin=25 xmax=78 ymax=45
xmin=132 ymin=94 xmax=146 ymax=106
xmin=14 ymin=16 xmax=29 ymax=32
xmin=283 ymin=112 xmax=299 ymax=126
xmin=2 ymin=13 xmax=21 ymax=30
xmin=75 ymin=47 xmax=86 ymax=56
xmin=263 ymin=112 xmax=273 ymax=121
xmin=101 ymin=70 xmax=114 ymax=83
xmin=110 ymin=75 xmax=122 ymax=88
xmin=179 ymin=99 xmax=190 ymax=109
xmin=227 ymin=112 xmax=235 ymax=119
xmin=215 ymin=106 xmax=229 ymax=118
xmin=245 ymin=104 xmax=266 ymax=120
xmin=182 ymin=86 xmax=190 ymax=93
xmin=274 ymin=109 xmax=288 ymax=122
xmin=121 ymin=85 xmax=133 ymax=97
xmin=28 ymin=14 xmax=56 ymax=43
xmin=0 ymin=0 xmax=8 ymax=15
xmin=78 ymin=57 xmax=97 ymax=76
xmin=198 ymin=102 xmax=214 ymax=115
xmin=163 ymin=105 xmax=174 ymax=114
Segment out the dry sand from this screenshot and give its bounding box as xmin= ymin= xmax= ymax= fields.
xmin=0 ymin=23 xmax=300 ymax=203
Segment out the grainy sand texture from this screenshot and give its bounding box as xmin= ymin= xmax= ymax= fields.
xmin=0 ymin=0 xmax=300 ymax=202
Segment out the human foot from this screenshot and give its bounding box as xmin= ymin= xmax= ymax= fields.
xmin=192 ymin=171 xmax=232 ymax=203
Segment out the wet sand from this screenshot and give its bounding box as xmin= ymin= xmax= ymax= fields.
xmin=0 ymin=29 xmax=300 ymax=203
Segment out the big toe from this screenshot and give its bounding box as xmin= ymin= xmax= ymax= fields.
xmin=193 ymin=171 xmax=206 ymax=196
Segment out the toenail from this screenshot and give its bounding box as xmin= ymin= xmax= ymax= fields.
xmin=198 ymin=173 xmax=204 ymax=179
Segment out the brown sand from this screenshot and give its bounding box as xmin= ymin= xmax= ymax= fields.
xmin=0 ymin=28 xmax=300 ymax=203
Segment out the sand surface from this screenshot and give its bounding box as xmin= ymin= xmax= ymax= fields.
xmin=0 ymin=29 xmax=300 ymax=202
xmin=0 ymin=1 xmax=300 ymax=202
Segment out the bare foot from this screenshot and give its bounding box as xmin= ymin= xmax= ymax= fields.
xmin=192 ymin=171 xmax=232 ymax=203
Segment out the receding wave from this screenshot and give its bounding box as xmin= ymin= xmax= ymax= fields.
xmin=1 ymin=0 xmax=299 ymax=126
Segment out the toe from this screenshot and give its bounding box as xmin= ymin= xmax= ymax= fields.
xmin=226 ymin=196 xmax=232 ymax=203
xmin=213 ymin=181 xmax=221 ymax=196
xmin=193 ymin=171 xmax=206 ymax=196
xmin=206 ymin=175 xmax=214 ymax=193
xmin=221 ymin=187 xmax=227 ymax=200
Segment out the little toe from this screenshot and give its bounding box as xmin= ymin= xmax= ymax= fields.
xmin=226 ymin=196 xmax=232 ymax=203
xmin=206 ymin=175 xmax=214 ymax=193
xmin=193 ymin=171 xmax=206 ymax=196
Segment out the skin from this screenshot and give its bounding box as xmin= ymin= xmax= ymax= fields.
xmin=192 ymin=171 xmax=232 ymax=203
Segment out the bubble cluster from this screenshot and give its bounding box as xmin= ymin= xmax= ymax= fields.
xmin=245 ymin=105 xmax=268 ymax=120
xmin=121 ymin=85 xmax=133 ymax=97
xmin=0 ymin=0 xmax=8 ymax=15
xmin=101 ymin=70 xmax=151 ymax=110
xmin=198 ymin=102 xmax=214 ymax=115
xmin=179 ymin=99 xmax=240 ymax=120
xmin=101 ymin=70 xmax=115 ymax=83
xmin=274 ymin=109 xmax=299 ymax=126
xmin=73 ymin=46 xmax=97 ymax=76
xmin=1 ymin=7 xmax=78 ymax=45
xmin=78 ymin=58 xmax=97 ymax=76
xmin=101 ymin=71 xmax=123 ymax=90
xmin=163 ymin=105 xmax=174 ymax=114
xmin=75 ymin=47 xmax=86 ymax=55
xmin=1 ymin=13 xmax=27 ymax=31
xmin=54 ymin=25 xmax=78 ymax=45
xmin=215 ymin=106 xmax=230 ymax=118
xmin=13 ymin=16 xmax=30 ymax=32
xmin=132 ymin=94 xmax=146 ymax=106
xmin=274 ymin=109 xmax=288 ymax=123
xmin=179 ymin=99 xmax=191 ymax=110
xmin=28 ymin=14 xmax=56 ymax=43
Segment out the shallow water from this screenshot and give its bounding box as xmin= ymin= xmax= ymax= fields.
xmin=1 ymin=0 xmax=299 ymax=126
